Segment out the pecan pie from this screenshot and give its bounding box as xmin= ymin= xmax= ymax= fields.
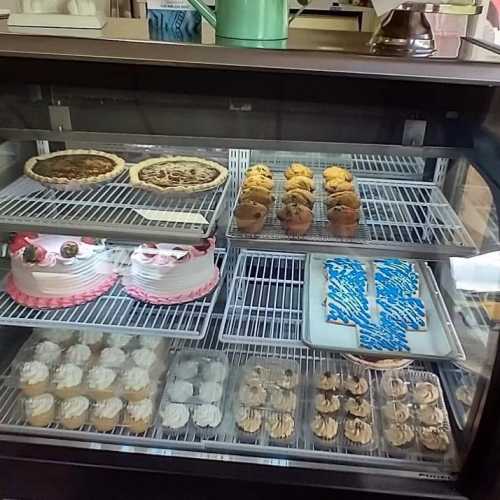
xmin=129 ymin=156 xmax=228 ymax=194
xmin=25 ymin=149 xmax=125 ymax=190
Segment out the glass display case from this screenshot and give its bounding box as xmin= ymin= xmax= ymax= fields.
xmin=0 ymin=18 xmax=499 ymax=500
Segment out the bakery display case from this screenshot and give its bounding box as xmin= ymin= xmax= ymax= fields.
xmin=0 ymin=18 xmax=499 ymax=500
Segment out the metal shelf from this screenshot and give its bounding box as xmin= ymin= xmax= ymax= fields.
xmin=0 ymin=168 xmax=230 ymax=244
xmin=0 ymin=248 xmax=227 ymax=340
xmin=227 ymin=176 xmax=476 ymax=259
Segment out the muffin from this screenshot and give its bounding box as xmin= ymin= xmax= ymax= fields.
xmin=239 ymin=383 xmax=267 ymax=407
xmin=87 ymin=366 xmax=118 ymax=400
xmin=327 ymin=206 xmax=360 ymax=225
xmin=246 ymin=164 xmax=273 ymax=179
xmin=266 ymin=412 xmax=295 ymax=440
xmin=161 ymin=403 xmax=190 ymax=431
xmin=235 ymin=201 xmax=268 ymax=234
xmin=199 ymin=381 xmax=223 ymax=403
xmin=20 ymin=361 xmax=50 ymax=397
xmin=419 ymin=426 xmax=450 ymax=452
xmin=105 ymin=333 xmax=133 ymax=349
xmin=384 ymin=423 xmax=415 ymax=448
xmin=240 ymin=186 xmax=275 ymax=209
xmin=456 ymin=385 xmax=474 ymax=407
xmin=324 ymin=179 xmax=354 ymax=194
xmin=193 ymin=404 xmax=223 ymax=429
xmin=34 ymin=340 xmax=62 ymax=365
xmin=285 ymin=163 xmax=313 ymax=179
xmin=131 ymin=348 xmax=157 ymax=371
xmin=122 ymin=367 xmax=151 ymax=402
xmin=414 ymin=382 xmax=439 ymax=405
xmin=323 ymin=166 xmax=353 ymax=182
xmin=282 ymin=189 xmax=315 ymax=209
xmin=417 ymin=404 xmax=444 ymax=426
xmin=25 ymin=393 xmax=55 ymax=427
xmin=202 ymin=361 xmax=227 ymax=382
xmin=382 ymin=376 xmax=409 ymax=400
xmin=311 ymin=413 xmax=338 ymax=441
xmin=326 ymin=191 xmax=361 ymax=210
xmin=175 ymin=360 xmax=199 ymax=380
xmin=382 ymin=401 xmax=411 ymax=423
xmin=138 ymin=335 xmax=165 ymax=353
xmin=92 ymin=397 xmax=123 ymax=432
xmin=78 ymin=331 xmax=104 ymax=352
xmin=99 ymin=347 xmax=127 ymax=368
xmin=235 ymin=406 xmax=263 ymax=435
xmin=277 ymin=204 xmax=313 ymax=235
xmin=316 ymin=371 xmax=341 ymax=391
xmin=242 ymin=174 xmax=274 ymax=192
xmin=270 ymin=388 xmax=297 ymax=412
xmin=53 ymin=363 xmax=84 ymax=399
xmin=125 ymin=398 xmax=154 ymax=434
xmin=273 ymin=368 xmax=299 ymax=389
xmin=315 ymin=391 xmax=341 ymax=414
xmin=166 ymin=380 xmax=194 ymax=403
xmin=345 ymin=397 xmax=371 ymax=419
xmin=344 ymin=418 xmax=373 ymax=445
xmin=65 ymin=344 xmax=92 ymax=366
xmin=343 ymin=375 xmax=369 ymax=396
xmin=60 ymin=396 xmax=90 ymax=430
xmin=285 ymin=176 xmax=315 ymax=193
xmin=37 ymin=328 xmax=74 ymax=346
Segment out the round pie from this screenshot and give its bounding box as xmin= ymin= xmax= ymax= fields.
xmin=24 ymin=149 xmax=125 ymax=190
xmin=129 ymin=156 xmax=228 ymax=194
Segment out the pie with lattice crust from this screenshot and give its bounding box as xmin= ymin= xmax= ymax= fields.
xmin=129 ymin=156 xmax=229 ymax=194
xmin=25 ymin=149 xmax=126 ymax=190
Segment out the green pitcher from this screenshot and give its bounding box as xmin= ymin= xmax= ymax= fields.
xmin=185 ymin=0 xmax=310 ymax=41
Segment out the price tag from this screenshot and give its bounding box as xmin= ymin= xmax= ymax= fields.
xmin=148 ymin=0 xmax=196 ymax=10
xmin=135 ymin=209 xmax=208 ymax=225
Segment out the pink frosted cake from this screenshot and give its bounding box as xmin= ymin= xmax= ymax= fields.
xmin=122 ymin=238 xmax=219 ymax=305
xmin=6 ymin=233 xmax=117 ymax=309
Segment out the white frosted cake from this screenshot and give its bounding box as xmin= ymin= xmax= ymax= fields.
xmin=122 ymin=238 xmax=219 ymax=305
xmin=6 ymin=233 xmax=117 ymax=309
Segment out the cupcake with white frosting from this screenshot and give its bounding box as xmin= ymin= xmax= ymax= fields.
xmin=34 ymin=341 xmax=62 ymax=365
xmin=92 ymin=397 xmax=123 ymax=432
xmin=131 ymin=348 xmax=157 ymax=371
xmin=122 ymin=367 xmax=151 ymax=402
xmin=36 ymin=328 xmax=75 ymax=347
xmin=99 ymin=347 xmax=126 ymax=368
xmin=138 ymin=335 xmax=165 ymax=353
xmin=161 ymin=403 xmax=190 ymax=431
xmin=87 ymin=366 xmax=118 ymax=400
xmin=125 ymin=398 xmax=154 ymax=434
xmin=193 ymin=404 xmax=222 ymax=429
xmin=202 ymin=361 xmax=227 ymax=383
xmin=65 ymin=344 xmax=92 ymax=366
xmin=25 ymin=393 xmax=55 ymax=427
xmin=78 ymin=331 xmax=104 ymax=352
xmin=105 ymin=333 xmax=133 ymax=349
xmin=166 ymin=380 xmax=193 ymax=403
xmin=199 ymin=381 xmax=223 ymax=403
xmin=60 ymin=396 xmax=90 ymax=429
xmin=20 ymin=360 xmax=50 ymax=397
xmin=174 ymin=360 xmax=199 ymax=380
xmin=53 ymin=363 xmax=84 ymax=399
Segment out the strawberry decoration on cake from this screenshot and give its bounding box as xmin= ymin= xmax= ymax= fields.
xmin=22 ymin=244 xmax=47 ymax=264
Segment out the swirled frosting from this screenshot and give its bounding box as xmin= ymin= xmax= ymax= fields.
xmin=38 ymin=328 xmax=74 ymax=344
xmin=344 ymin=418 xmax=373 ymax=445
xmin=87 ymin=366 xmax=117 ymax=390
xmin=273 ymin=368 xmax=299 ymax=390
xmin=65 ymin=344 xmax=91 ymax=365
xmin=316 ymin=371 xmax=341 ymax=391
xmin=26 ymin=393 xmax=54 ymax=416
xmin=202 ymin=361 xmax=227 ymax=382
xmin=345 ymin=397 xmax=371 ymax=418
xmin=105 ymin=333 xmax=133 ymax=348
xmin=138 ymin=335 xmax=164 ymax=351
xmin=78 ymin=331 xmax=103 ymax=346
xmin=382 ymin=401 xmax=411 ymax=423
xmin=166 ymin=380 xmax=193 ymax=402
xmin=315 ymin=391 xmax=341 ymax=414
xmin=239 ymin=383 xmax=267 ymax=407
xmin=93 ymin=397 xmax=123 ymax=419
xmin=199 ymin=381 xmax=223 ymax=403
xmin=53 ymin=363 xmax=83 ymax=389
xmin=61 ymin=396 xmax=90 ymax=419
xmin=193 ymin=404 xmax=222 ymax=428
xmin=456 ymin=385 xmax=474 ymax=407
xmin=414 ymin=382 xmax=439 ymax=404
xmin=419 ymin=426 xmax=450 ymax=451
xmin=123 ymin=367 xmax=150 ymax=392
xmin=417 ymin=404 xmax=444 ymax=426
xmin=344 ymin=375 xmax=369 ymax=396
xmin=34 ymin=341 xmax=61 ymax=364
xmin=311 ymin=413 xmax=338 ymax=440
xmin=384 ymin=423 xmax=415 ymax=447
xmin=21 ymin=361 xmax=49 ymax=384
xmin=131 ymin=348 xmax=157 ymax=369
xmin=161 ymin=403 xmax=190 ymax=429
xmin=270 ymin=388 xmax=297 ymax=412
xmin=235 ymin=407 xmax=263 ymax=434
xmin=99 ymin=347 xmax=126 ymax=368
xmin=127 ymin=398 xmax=153 ymax=421
xmin=175 ymin=360 xmax=199 ymax=380
xmin=266 ymin=412 xmax=295 ymax=439
xmin=382 ymin=377 xmax=408 ymax=400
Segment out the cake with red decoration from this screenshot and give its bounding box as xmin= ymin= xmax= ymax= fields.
xmin=6 ymin=233 xmax=118 ymax=309
xmin=122 ymin=238 xmax=219 ymax=305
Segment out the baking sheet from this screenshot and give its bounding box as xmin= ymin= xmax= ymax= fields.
xmin=302 ymin=253 xmax=464 ymax=361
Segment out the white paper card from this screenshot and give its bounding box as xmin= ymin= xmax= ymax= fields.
xmin=451 ymin=252 xmax=500 ymax=292
xmin=148 ymin=0 xmax=196 ymax=10
xmin=135 ymin=209 xmax=208 ymax=225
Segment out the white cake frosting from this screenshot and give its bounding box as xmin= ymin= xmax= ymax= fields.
xmin=161 ymin=403 xmax=190 ymax=429
xmin=127 ymin=398 xmax=153 ymax=421
xmin=37 ymin=328 xmax=75 ymax=344
xmin=175 ymin=361 xmax=199 ymax=380
xmin=94 ymin=397 xmax=123 ymax=419
xmin=53 ymin=363 xmax=83 ymax=389
xmin=99 ymin=347 xmax=126 ymax=368
xmin=34 ymin=341 xmax=62 ymax=364
xmin=8 ymin=234 xmax=114 ymax=299
xmin=202 ymin=361 xmax=227 ymax=382
xmin=78 ymin=331 xmax=103 ymax=345
xmin=87 ymin=366 xmax=117 ymax=390
xmin=122 ymin=367 xmax=150 ymax=391
xmin=21 ymin=360 xmax=49 ymax=384
xmin=166 ymin=380 xmax=193 ymax=402
xmin=131 ymin=348 xmax=156 ymax=369
xmin=139 ymin=336 xmax=164 ymax=350
xmin=199 ymin=381 xmax=223 ymax=403
xmin=26 ymin=393 xmax=55 ymax=416
xmin=193 ymin=404 xmax=222 ymax=428
xmin=61 ymin=396 xmax=90 ymax=418
xmin=105 ymin=333 xmax=133 ymax=348
xmin=65 ymin=344 xmax=91 ymax=365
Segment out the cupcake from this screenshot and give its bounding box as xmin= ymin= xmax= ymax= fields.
xmin=316 ymin=371 xmax=341 ymax=391
xmin=285 ymin=163 xmax=313 ymax=179
xmin=456 ymin=385 xmax=474 ymax=407
xmin=311 ymin=413 xmax=338 ymax=441
xmin=243 ymin=365 xmax=270 ymax=386
xmin=161 ymin=403 xmax=190 ymax=431
xmin=384 ymin=423 xmax=415 ymax=448
xmin=382 ymin=401 xmax=411 ymax=423
xmin=166 ymin=380 xmax=194 ymax=403
xmin=20 ymin=361 xmax=50 ymax=397
xmin=239 ymin=383 xmax=267 ymax=407
xmin=270 ymin=388 xmax=297 ymax=412
xmin=344 ymin=418 xmax=373 ymax=445
xmin=414 ymin=382 xmax=439 ymax=405
xmin=315 ymin=391 xmax=341 ymax=414
xmin=326 ymin=191 xmax=361 ymax=210
xmin=242 ymin=174 xmax=274 ymax=192
xmin=327 ymin=206 xmax=360 ymax=225
xmin=382 ymin=376 xmax=408 ymax=400
xmin=125 ymin=398 xmax=154 ymax=434
xmin=53 ymin=363 xmax=84 ymax=399
xmin=324 ymin=179 xmax=354 ymax=194
xmin=174 ymin=360 xmax=199 ymax=379
xmin=202 ymin=361 xmax=227 ymax=382
xmin=199 ymin=381 xmax=223 ymax=403
xmin=25 ymin=393 xmax=55 ymax=427
xmin=417 ymin=404 xmax=444 ymax=426
xmin=78 ymin=331 xmax=104 ymax=352
xmin=92 ymin=397 xmax=123 ymax=432
xmin=193 ymin=404 xmax=222 ymax=429
xmin=282 ymin=189 xmax=315 ymax=209
xmin=37 ymin=328 xmax=74 ymax=346
xmin=246 ymin=164 xmax=273 ymax=179
xmin=323 ymin=166 xmax=353 ymax=182
xmin=285 ymin=176 xmax=314 ymax=192
xmin=266 ymin=412 xmax=295 ymax=440
xmin=273 ymin=368 xmax=299 ymax=389
xmin=240 ymin=186 xmax=275 ymax=209
xmin=138 ymin=335 xmax=165 ymax=352
xmin=122 ymin=367 xmax=151 ymax=402
xmin=277 ymin=203 xmax=313 ymax=235
xmin=60 ymin=396 xmax=90 ymax=430
xmin=105 ymin=333 xmax=133 ymax=349
xmin=345 ymin=397 xmax=371 ymax=419
xmin=34 ymin=340 xmax=62 ymax=365
xmin=235 ymin=201 xmax=268 ymax=234
xmin=343 ymin=375 xmax=369 ymax=396
xmin=99 ymin=347 xmax=127 ymax=368
xmin=131 ymin=348 xmax=157 ymax=371
xmin=87 ymin=366 xmax=118 ymax=400
xmin=235 ymin=406 xmax=263 ymax=435
xmin=65 ymin=344 xmax=92 ymax=366
xmin=418 ymin=426 xmax=450 ymax=452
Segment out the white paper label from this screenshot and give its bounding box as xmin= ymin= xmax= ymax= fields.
xmin=148 ymin=0 xmax=196 ymax=10
xmin=135 ymin=209 xmax=208 ymax=225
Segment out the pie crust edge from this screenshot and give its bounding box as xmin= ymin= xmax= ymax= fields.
xmin=129 ymin=156 xmax=229 ymax=194
xmin=24 ymin=149 xmax=126 ymax=187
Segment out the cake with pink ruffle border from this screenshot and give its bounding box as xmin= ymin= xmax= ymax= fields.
xmin=5 ymin=273 xmax=118 ymax=310
xmin=123 ymin=268 xmax=220 ymax=305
